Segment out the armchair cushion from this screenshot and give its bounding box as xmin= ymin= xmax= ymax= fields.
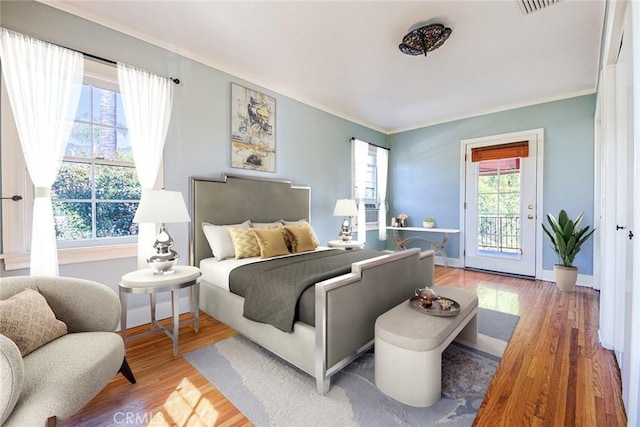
xmin=6 ymin=332 xmax=124 ymax=426
xmin=0 ymin=335 xmax=23 ymax=426
xmin=0 ymin=287 xmax=67 ymax=356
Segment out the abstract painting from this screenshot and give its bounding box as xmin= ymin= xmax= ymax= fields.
xmin=231 ymin=83 xmax=276 ymax=172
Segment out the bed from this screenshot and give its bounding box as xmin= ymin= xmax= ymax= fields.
xmin=190 ymin=174 xmax=434 ymax=393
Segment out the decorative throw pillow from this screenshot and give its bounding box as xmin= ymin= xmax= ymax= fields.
xmin=228 ymin=227 xmax=262 ymax=259
xmin=284 ymin=225 xmax=318 ymax=253
xmin=282 ymin=219 xmax=320 ymax=247
xmin=202 ymin=220 xmax=251 ymax=261
xmin=253 ymin=227 xmax=290 ymax=258
xmin=0 ymin=287 xmax=68 ymax=357
xmin=252 ymin=222 xmax=287 ymax=244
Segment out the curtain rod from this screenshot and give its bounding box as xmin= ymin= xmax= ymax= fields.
xmin=350 ymin=137 xmax=390 ymax=150
xmin=56 ymin=42 xmax=180 ymax=85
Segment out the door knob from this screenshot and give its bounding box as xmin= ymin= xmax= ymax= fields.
xmin=527 ymin=214 xmax=534 ymax=220
xmin=528 ymin=204 xmax=534 ymax=210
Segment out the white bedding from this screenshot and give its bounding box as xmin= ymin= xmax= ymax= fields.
xmin=199 ymin=247 xmax=331 ymax=291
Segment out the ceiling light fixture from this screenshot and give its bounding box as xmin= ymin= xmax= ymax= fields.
xmin=399 ymin=23 xmax=452 ymax=56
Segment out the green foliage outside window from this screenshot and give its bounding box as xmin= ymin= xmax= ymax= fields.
xmin=52 ymin=82 xmax=141 ymax=242
xmin=476 ymin=164 xmax=521 ymax=253
xmin=52 ymin=163 xmax=140 ymax=241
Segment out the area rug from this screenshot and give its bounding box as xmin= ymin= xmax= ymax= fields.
xmin=185 ymin=308 xmax=519 ymax=427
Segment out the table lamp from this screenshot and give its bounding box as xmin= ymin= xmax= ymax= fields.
xmin=133 ymin=189 xmax=191 ymax=275
xmin=333 ymin=199 xmax=358 ymax=241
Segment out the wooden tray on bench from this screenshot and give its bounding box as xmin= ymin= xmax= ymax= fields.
xmin=409 ymin=296 xmax=460 ymax=317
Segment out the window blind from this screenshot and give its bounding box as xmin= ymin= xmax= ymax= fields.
xmin=471 ymin=141 xmax=529 ymax=162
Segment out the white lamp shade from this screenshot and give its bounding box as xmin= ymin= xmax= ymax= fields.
xmin=333 ymin=199 xmax=358 ymax=217
xmin=133 ymin=189 xmax=191 ymax=224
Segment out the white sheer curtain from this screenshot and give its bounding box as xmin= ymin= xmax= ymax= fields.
xmin=0 ymin=28 xmax=83 ymax=276
xmin=376 ymin=147 xmax=389 ymax=241
xmin=353 ymin=138 xmax=369 ymax=244
xmin=117 ymin=63 xmax=174 ymax=269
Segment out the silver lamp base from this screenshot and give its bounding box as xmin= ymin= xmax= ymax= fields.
xmin=147 ymin=255 xmax=178 ymax=275
xmin=147 ymin=225 xmax=179 ymax=275
xmin=339 ymin=218 xmax=353 ymax=241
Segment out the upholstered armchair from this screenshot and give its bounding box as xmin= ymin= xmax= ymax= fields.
xmin=0 ymin=276 xmax=135 ymax=427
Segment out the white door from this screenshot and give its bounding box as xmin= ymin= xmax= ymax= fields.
xmin=462 ymin=130 xmax=542 ymax=277
xmin=613 ymin=11 xmax=635 ymax=407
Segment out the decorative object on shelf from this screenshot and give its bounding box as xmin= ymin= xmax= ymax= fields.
xmin=423 ymin=217 xmax=435 ymax=228
xmin=333 ymin=199 xmax=359 ymax=241
xmin=133 ymin=189 xmax=191 ymax=275
xmin=542 ymin=210 xmax=595 ymax=292
xmin=397 ymin=213 xmax=409 ymax=227
xmin=399 ymin=23 xmax=452 ymax=56
xmin=231 ymin=83 xmax=276 ymax=172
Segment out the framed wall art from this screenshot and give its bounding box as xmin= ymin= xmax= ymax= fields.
xmin=230 ymin=83 xmax=276 ymax=172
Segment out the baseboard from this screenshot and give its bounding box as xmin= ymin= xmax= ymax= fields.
xmin=434 ymin=256 xmax=461 ymax=268
xmin=541 ymin=269 xmax=594 ymax=288
xmin=117 ymin=295 xmax=192 ymax=331
xmin=383 ymin=252 xmax=461 ymax=268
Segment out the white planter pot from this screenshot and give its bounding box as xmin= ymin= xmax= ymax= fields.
xmin=423 ymin=221 xmax=435 ymax=228
xmin=554 ymin=265 xmax=578 ymax=292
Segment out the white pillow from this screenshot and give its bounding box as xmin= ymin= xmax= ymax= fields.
xmin=202 ymin=220 xmax=251 ymax=261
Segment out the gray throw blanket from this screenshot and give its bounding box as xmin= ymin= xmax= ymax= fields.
xmin=229 ymin=249 xmax=384 ymax=332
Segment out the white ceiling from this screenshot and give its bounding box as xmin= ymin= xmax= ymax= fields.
xmin=43 ymin=0 xmax=606 ymax=134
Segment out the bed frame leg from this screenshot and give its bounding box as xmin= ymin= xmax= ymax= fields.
xmin=317 ymin=377 xmax=330 ymax=394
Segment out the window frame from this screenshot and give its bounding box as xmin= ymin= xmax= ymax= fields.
xmin=0 ymin=59 xmax=157 ymax=270
xmin=352 ymin=143 xmax=380 ymax=229
xmin=55 ymin=66 xmax=140 ymax=248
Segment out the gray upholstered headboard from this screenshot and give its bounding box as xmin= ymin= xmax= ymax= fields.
xmin=190 ymin=174 xmax=311 ymax=266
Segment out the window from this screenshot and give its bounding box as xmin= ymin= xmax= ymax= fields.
xmin=355 ymin=145 xmax=378 ymax=201
xmin=1 ymin=60 xmax=141 ymax=269
xmin=52 ymin=82 xmax=140 ymax=246
xmin=476 ymin=158 xmax=521 ymax=255
xmin=353 ymin=144 xmax=380 ymax=224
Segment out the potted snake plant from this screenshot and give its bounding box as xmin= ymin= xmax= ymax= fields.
xmin=542 ymin=210 xmax=595 ymax=291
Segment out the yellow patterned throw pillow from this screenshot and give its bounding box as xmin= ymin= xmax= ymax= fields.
xmin=284 ymin=225 xmax=318 ymax=253
xmin=253 ymin=227 xmax=290 ymax=258
xmin=228 ymin=226 xmax=262 ymax=259
xmin=0 ymin=287 xmax=68 ymax=356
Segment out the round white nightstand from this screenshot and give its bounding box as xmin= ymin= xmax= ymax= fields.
xmin=119 ymin=265 xmax=201 ymax=356
xmin=328 ymin=240 xmax=365 ymax=250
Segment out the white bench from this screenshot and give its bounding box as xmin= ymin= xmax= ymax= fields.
xmin=374 ymin=286 xmax=478 ymax=407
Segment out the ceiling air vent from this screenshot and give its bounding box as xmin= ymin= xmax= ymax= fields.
xmin=516 ymin=0 xmax=559 ymax=15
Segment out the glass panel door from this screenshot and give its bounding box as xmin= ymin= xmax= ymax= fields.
xmin=464 ymin=136 xmax=538 ymax=277
xmin=477 ymin=158 xmax=521 ymax=258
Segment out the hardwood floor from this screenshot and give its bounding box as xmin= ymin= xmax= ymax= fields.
xmin=62 ymin=267 xmax=627 ymax=426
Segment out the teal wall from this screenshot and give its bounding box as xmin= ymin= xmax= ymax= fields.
xmin=388 ymin=94 xmax=597 ymax=274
